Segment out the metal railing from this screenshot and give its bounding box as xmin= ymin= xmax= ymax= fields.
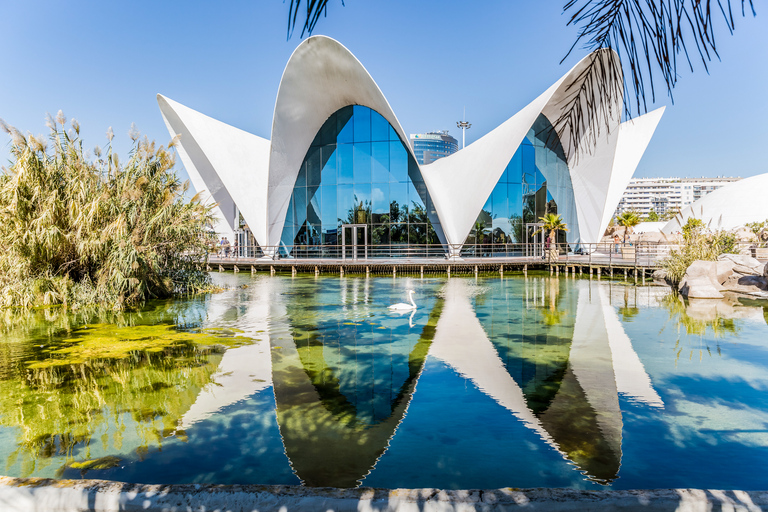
xmin=208 ymin=241 xmax=768 ymax=267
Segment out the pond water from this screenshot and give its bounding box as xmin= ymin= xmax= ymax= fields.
xmin=1 ymin=273 xmax=768 ymax=490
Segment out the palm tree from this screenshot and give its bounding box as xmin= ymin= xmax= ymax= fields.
xmin=616 ymin=211 xmax=640 ymax=242
xmin=286 ymin=1 xmax=755 ymax=151
xmin=536 ymin=213 xmax=568 ymax=262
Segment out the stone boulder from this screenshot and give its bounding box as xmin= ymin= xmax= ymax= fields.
xmin=652 ymin=269 xmax=668 ymax=284
xmin=678 ymin=260 xmax=724 ymax=299
xmin=715 ymin=259 xmax=736 ymax=285
xmin=717 ymin=253 xmax=764 ymax=276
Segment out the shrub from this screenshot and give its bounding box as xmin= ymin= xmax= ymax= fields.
xmin=661 ymin=218 xmax=740 ymax=284
xmin=0 ymin=113 xmax=215 ymax=310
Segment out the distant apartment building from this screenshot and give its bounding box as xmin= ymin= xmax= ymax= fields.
xmin=615 ymin=177 xmax=741 ymax=217
xmin=410 ymin=130 xmax=459 ymax=165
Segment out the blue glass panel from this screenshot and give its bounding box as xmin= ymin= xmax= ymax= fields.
xmin=389 ymin=141 xmax=408 ymax=182
xmin=294 ymin=161 xmax=307 ymax=189
xmin=338 ymin=144 xmax=353 ymax=184
xmin=388 ymin=124 xmax=399 ymax=142
xmin=321 ymin=186 xmax=337 ymax=227
xmin=321 ymin=145 xmax=337 ymax=185
xmin=306 ymin=146 xmax=322 ymax=188
xmin=353 ymin=105 xmax=371 ymax=142
xmin=322 ymin=225 xmax=338 ymax=245
xmin=314 ymin=112 xmax=337 ymax=146
xmin=389 ymin=182 xmax=408 ymax=223
xmin=522 ymin=143 xmax=535 ymax=175
xmin=371 ymin=110 xmax=389 ymax=142
xmin=308 ymin=188 xmax=321 ymax=224
xmin=284 ymin=194 xmax=296 ymax=228
xmin=337 ymin=184 xmax=354 ymax=225
xmin=508 ymin=148 xmax=523 ymax=184
xmin=293 ymin=187 xmax=308 ymax=228
xmin=337 ymin=108 xmax=354 ymax=143
xmin=372 ymin=224 xmax=389 ymax=245
xmin=353 ymin=142 xmax=372 ymax=183
xmin=390 ymin=223 xmax=407 ymax=244
xmin=371 ymin=142 xmax=389 ymax=183
xmin=408 ymin=181 xmax=425 ymax=209
xmin=509 ymin=183 xmax=523 ymax=217
xmin=354 ymin=183 xmax=371 ymax=207
xmin=492 ymin=185 xmax=508 ymax=220
xmin=371 ymin=183 xmax=389 ymax=223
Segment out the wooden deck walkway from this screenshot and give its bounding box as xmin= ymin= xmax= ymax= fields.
xmin=207 ymin=251 xmax=663 ymax=282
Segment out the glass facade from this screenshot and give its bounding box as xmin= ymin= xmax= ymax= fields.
xmin=463 ymin=114 xmax=579 ymax=253
xmin=280 ymin=105 xmax=444 ymax=256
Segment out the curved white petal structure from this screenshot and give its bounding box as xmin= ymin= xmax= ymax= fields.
xmin=661 ymin=173 xmax=768 ymax=233
xmin=157 ymin=36 xmax=664 ymax=256
xmin=157 ymin=95 xmax=271 ymax=247
xmin=268 ymin=36 xmax=420 ymax=251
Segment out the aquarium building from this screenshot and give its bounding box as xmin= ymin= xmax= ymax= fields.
xmin=158 ymin=36 xmax=663 ymax=259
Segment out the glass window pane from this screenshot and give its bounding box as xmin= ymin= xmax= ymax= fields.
xmin=389 ymin=183 xmax=408 ymax=223
xmin=337 ymin=184 xmax=354 ymax=225
xmin=353 ymin=105 xmax=371 ymax=142
xmin=389 ymin=141 xmax=408 ymax=182
xmin=322 ymin=225 xmax=338 ymax=245
xmin=354 ymin=183 xmax=371 ymax=210
xmin=294 ymin=161 xmax=306 ymax=188
xmin=321 ymin=145 xmax=337 ymax=185
xmin=388 ymin=124 xmax=399 ymax=142
xmin=371 ymin=110 xmax=389 ymax=141
xmin=371 ymin=183 xmax=389 ymax=223
xmin=408 ymin=181 xmax=426 ymax=209
xmin=338 ymin=144 xmax=353 ymax=184
xmin=308 ymin=188 xmax=321 ymax=224
xmin=390 ymin=223 xmax=407 ymax=244
xmin=371 ymin=141 xmax=389 ymax=183
xmin=314 ymin=112 xmax=337 ymax=146
xmin=321 ymin=186 xmax=337 ymax=226
xmin=306 ymin=146 xmax=321 ymax=188
xmin=409 ymin=224 xmax=427 ymax=245
xmin=337 ymin=107 xmax=354 ymax=143
xmin=372 ymin=224 xmax=389 ymax=245
xmin=493 ymin=184 xmax=508 ymax=220
xmin=353 ymin=142 xmax=372 ymax=183
xmin=293 ymin=187 xmax=308 ymax=228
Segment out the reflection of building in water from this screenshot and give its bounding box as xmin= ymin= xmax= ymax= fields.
xmin=429 ymin=278 xmax=662 ymax=483
xmin=270 ymin=278 xmax=441 ymax=487
xmin=262 ymin=277 xmax=664 ymax=487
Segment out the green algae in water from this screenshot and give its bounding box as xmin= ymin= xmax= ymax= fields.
xmin=28 ymin=323 xmax=253 ymax=369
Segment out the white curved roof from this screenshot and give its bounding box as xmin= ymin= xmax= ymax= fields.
xmin=158 ymin=36 xmax=664 ymax=253
xmin=661 ymin=173 xmax=766 ymax=233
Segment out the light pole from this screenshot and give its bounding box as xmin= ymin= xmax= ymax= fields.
xmin=456 ymin=108 xmax=471 ymax=149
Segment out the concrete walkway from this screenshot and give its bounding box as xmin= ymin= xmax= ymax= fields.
xmin=1 ymin=476 xmax=766 ymax=511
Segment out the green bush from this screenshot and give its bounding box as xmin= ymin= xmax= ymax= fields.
xmin=0 ymin=113 xmax=215 ymax=310
xmin=661 ymin=218 xmax=740 ymax=284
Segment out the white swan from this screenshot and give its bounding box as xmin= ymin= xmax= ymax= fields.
xmin=389 ymin=289 xmax=417 ymax=311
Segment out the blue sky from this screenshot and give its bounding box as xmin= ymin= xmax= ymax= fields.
xmin=0 ymin=1 xmax=765 ymax=182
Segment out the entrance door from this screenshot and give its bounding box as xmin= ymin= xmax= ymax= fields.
xmin=525 ymin=223 xmax=545 ymax=259
xmin=341 ymin=224 xmax=368 ymax=261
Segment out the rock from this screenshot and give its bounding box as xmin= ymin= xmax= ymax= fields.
xmin=723 ymin=273 xmax=768 ymax=296
xmin=764 ymin=262 xmax=768 ymax=278
xmin=717 ymin=253 xmax=764 ymax=276
xmin=652 ymin=269 xmax=668 ymax=283
xmin=715 ymin=260 xmax=736 ymax=284
xmin=678 ymin=260 xmax=724 ymax=299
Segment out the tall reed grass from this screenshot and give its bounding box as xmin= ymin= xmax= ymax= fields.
xmin=0 ymin=113 xmax=214 ymax=310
